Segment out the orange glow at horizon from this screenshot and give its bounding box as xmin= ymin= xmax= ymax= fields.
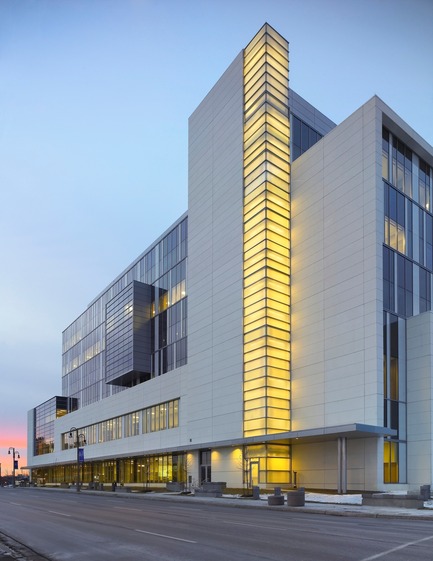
xmin=0 ymin=431 xmax=28 ymax=477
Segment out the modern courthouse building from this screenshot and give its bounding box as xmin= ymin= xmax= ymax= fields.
xmin=28 ymin=24 xmax=433 ymax=493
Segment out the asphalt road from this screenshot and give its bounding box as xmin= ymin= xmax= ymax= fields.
xmin=1 ymin=488 xmax=433 ymax=560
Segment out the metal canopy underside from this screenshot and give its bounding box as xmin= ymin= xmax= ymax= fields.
xmin=27 ymin=423 xmax=396 ymax=469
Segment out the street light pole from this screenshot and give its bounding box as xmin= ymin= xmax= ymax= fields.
xmin=8 ymin=447 xmax=20 ymax=488
xmin=69 ymin=427 xmax=86 ymax=493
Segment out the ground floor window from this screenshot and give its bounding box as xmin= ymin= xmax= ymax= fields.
xmin=383 ymin=439 xmax=406 ymax=483
xmin=243 ymin=443 xmax=291 ymax=487
xmin=31 ymin=453 xmax=187 ymax=486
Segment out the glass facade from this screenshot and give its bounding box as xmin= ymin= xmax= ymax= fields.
xmin=243 ymin=24 xmax=291 ymax=438
xmin=61 ymin=217 xmax=187 ymax=408
xmin=105 ymin=281 xmax=153 ymax=386
xmin=61 ymin=399 xmax=180 ymax=449
xmin=34 ymin=397 xmax=77 ymax=456
xmin=32 ymin=452 xmax=187 ymax=486
xmin=291 ymin=114 xmax=323 ymax=160
xmin=382 ymin=126 xmax=433 ymax=483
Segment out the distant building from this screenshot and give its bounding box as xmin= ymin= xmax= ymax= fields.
xmin=27 ymin=24 xmax=433 ymax=492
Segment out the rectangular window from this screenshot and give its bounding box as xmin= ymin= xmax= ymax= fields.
xmin=383 ymin=247 xmax=395 ymax=312
xmin=142 ymin=399 xmax=179 ymax=434
xmin=405 ymin=259 xmax=413 ymax=317
xmin=407 ymin=200 xmax=413 ymax=259
xmin=384 ymin=440 xmax=399 ymax=483
xmin=382 ymin=127 xmax=389 ymax=180
xmin=426 ymin=213 xmax=433 ymax=271
xmin=420 ymin=267 xmax=432 ymax=313
xmin=419 ymin=209 xmax=425 ymax=266
xmin=419 ymin=159 xmax=431 ymax=212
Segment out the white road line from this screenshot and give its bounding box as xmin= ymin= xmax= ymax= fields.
xmin=9 ymin=502 xmax=22 ymax=506
xmin=48 ymin=511 xmax=71 ymax=517
xmin=359 ymin=534 xmax=433 ymax=561
xmin=135 ymin=529 xmax=197 ymax=543
xmin=113 ymin=507 xmax=142 ymax=511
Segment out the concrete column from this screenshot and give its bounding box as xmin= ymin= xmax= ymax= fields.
xmin=337 ymin=437 xmax=347 ymax=494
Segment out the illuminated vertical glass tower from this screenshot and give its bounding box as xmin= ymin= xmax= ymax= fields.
xmin=243 ymin=25 xmax=291 ymax=438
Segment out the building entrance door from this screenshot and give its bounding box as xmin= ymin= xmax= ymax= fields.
xmin=199 ymin=450 xmax=211 ymax=483
xmin=249 ymin=460 xmax=259 ymax=486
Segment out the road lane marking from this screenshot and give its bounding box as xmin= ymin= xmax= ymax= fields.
xmin=135 ymin=529 xmax=196 ymax=543
xmin=113 ymin=507 xmax=142 ymax=511
xmin=48 ymin=511 xmax=71 ymax=517
xmin=9 ymin=502 xmax=22 ymax=506
xmin=359 ymin=534 xmax=433 ymax=560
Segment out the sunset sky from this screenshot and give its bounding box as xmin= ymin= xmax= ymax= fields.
xmin=0 ymin=0 xmax=432 ymax=475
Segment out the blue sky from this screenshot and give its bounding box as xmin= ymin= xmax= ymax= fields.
xmin=0 ymin=0 xmax=432 ymax=470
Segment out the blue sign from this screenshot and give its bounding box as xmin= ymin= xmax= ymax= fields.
xmin=14 ymin=460 xmax=18 ymax=470
xmin=78 ymin=448 xmax=85 ymax=463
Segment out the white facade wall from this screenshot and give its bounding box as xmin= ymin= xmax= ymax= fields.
xmin=291 ymin=96 xmax=383 ymax=430
xmin=29 ymin=367 xmax=186 ymax=469
xmin=407 ymin=311 xmax=433 ymax=489
xmin=186 ymin=52 xmax=245 ymax=447
xmin=293 ymin=438 xmax=382 ymax=491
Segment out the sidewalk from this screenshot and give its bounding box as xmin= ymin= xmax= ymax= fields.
xmin=50 ymin=486 xmax=432 ymax=520
xmin=122 ymin=490 xmax=433 ymax=520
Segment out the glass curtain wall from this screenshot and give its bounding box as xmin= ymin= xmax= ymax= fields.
xmin=61 ymin=218 xmax=187 ymax=409
xmin=382 ymin=126 xmax=433 ymax=483
xmin=32 ymin=453 xmax=187 ymax=486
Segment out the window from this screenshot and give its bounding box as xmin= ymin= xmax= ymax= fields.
xmin=382 ymin=127 xmax=389 ymax=180
xmin=384 ymin=440 xmax=399 ymax=483
xmin=383 ymin=247 xmax=395 ymax=312
xmin=200 ymin=450 xmax=212 ymax=483
xmin=291 ymin=114 xmax=322 ymax=161
xmin=142 ymin=399 xmax=180 ymax=434
xmin=426 ymin=213 xmax=433 ymax=271
xmin=392 ymin=137 xmax=412 ymax=196
xmin=125 ymin=412 xmax=140 ymax=437
xmin=419 ymin=267 xmax=431 ymax=313
xmin=419 ymin=159 xmax=431 ymax=212
xmin=397 ymin=255 xmax=413 ymax=317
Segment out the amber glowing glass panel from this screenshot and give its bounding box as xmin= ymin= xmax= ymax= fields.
xmin=243 ymin=24 xmax=290 ymax=438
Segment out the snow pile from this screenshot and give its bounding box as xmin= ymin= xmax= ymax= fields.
xmin=306 ymin=492 xmax=362 ymax=505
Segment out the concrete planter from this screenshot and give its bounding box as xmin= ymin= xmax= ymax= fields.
xmin=194 ymin=481 xmax=226 ymax=498
xmin=268 ymin=495 xmax=285 ymax=506
xmin=166 ymin=482 xmax=185 ymax=492
xmin=286 ymin=488 xmax=305 ymax=506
